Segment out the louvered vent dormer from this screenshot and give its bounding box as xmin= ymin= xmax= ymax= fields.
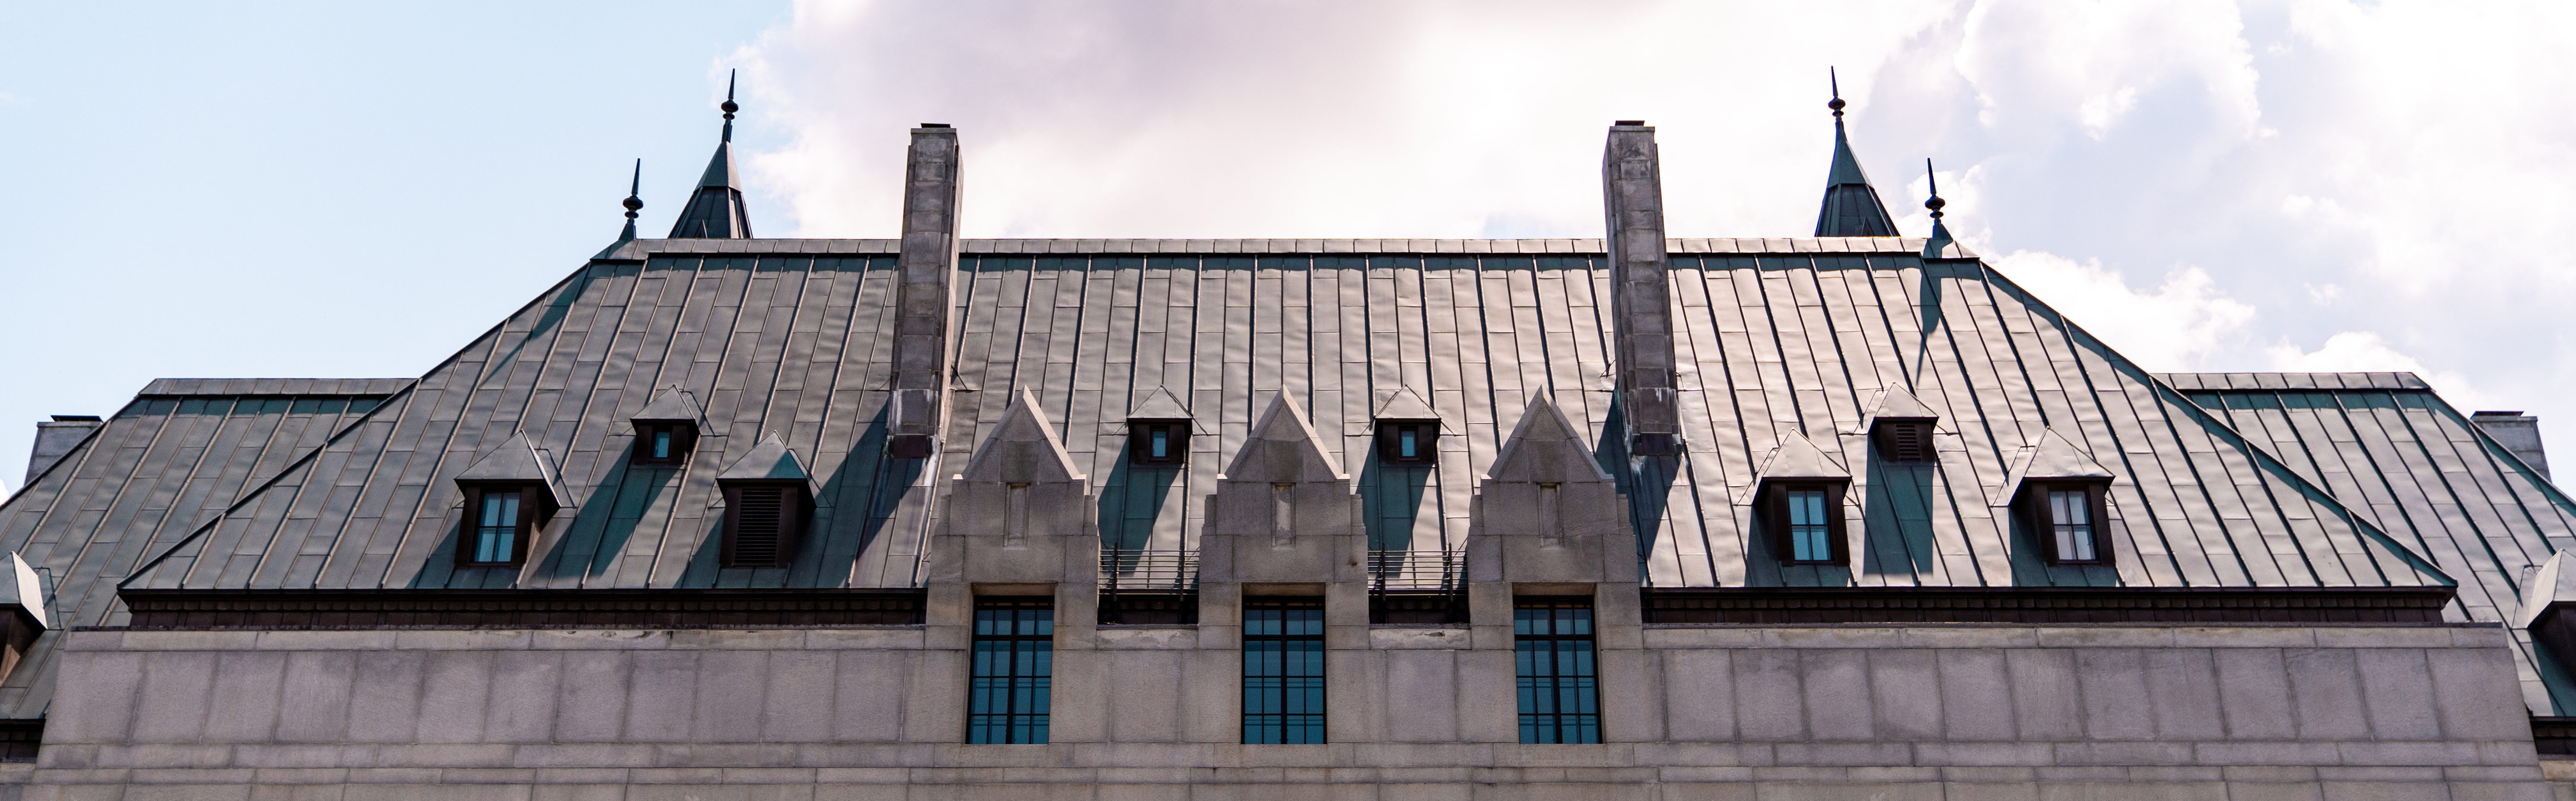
xmin=1866 ymin=388 xmax=1941 ymax=465
xmin=716 ymin=434 xmax=814 ymax=569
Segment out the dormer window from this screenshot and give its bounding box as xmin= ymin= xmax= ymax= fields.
xmin=1125 ymin=386 xmax=1197 ymax=468
xmin=1130 ymin=421 xmax=1189 ymax=466
xmin=633 ymin=421 xmax=696 ymax=466
xmin=1872 ymin=418 xmax=1935 ymax=463
xmin=1371 ymin=386 xmax=1443 ymax=467
xmin=630 ymin=385 xmax=706 ymax=468
xmin=450 ymin=432 xmax=565 ymax=569
xmin=1376 ymin=421 xmax=1438 ymax=466
xmin=2022 ymin=481 xmax=2110 ymax=565
xmin=1762 ymin=481 xmax=1848 ymax=564
xmin=463 ymin=487 xmax=533 ymax=566
xmin=716 ymin=434 xmax=815 ymax=569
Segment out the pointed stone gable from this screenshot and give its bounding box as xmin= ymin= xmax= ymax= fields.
xmin=1220 ymin=393 xmax=1346 ymax=484
xmin=933 ymin=389 xmax=1094 ymax=585
xmin=1473 ymin=395 xmax=1634 ymax=585
xmin=717 ymin=434 xmax=811 ymax=482
xmin=1203 ymin=393 xmax=1361 ymax=584
xmin=454 ymin=432 xmax=569 ymax=509
xmin=1127 ymin=386 xmax=1193 ymax=423
xmin=1485 ymin=394 xmax=1613 ymax=485
xmin=959 ymin=389 xmax=1084 ymax=484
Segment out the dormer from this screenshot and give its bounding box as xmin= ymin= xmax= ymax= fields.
xmin=451 ymin=433 xmax=569 ymax=568
xmin=716 ymin=434 xmax=815 ymax=569
xmin=0 ymin=554 xmax=48 ymax=684
xmin=1752 ymin=433 xmax=1852 ymax=565
xmin=2001 ymin=428 xmax=2118 ymax=566
xmin=1864 ymin=388 xmax=1941 ymax=464
xmin=1371 ymin=386 xmax=1443 ymax=467
xmin=1125 ymin=386 xmax=1196 ymax=467
xmin=629 ymin=386 xmax=706 ymax=467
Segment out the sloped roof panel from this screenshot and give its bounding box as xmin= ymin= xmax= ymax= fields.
xmin=2164 ymin=374 xmax=2576 ymax=714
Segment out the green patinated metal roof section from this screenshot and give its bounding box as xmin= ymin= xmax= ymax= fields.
xmin=2160 ymin=371 xmax=2576 ymax=715
xmin=92 ymin=238 xmax=2442 ymax=602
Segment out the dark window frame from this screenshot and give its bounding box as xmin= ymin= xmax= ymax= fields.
xmin=1243 ymin=596 xmax=1326 ymax=744
xmin=1374 ymin=421 xmax=1439 ymax=466
xmin=1871 ymin=418 xmax=1937 ymax=463
xmin=1128 ymin=421 xmax=1190 ymax=467
xmin=1515 ymin=595 xmax=1600 ymax=744
xmin=455 ymin=484 xmax=540 ymax=568
xmin=1761 ymin=480 xmax=1849 ymax=565
xmin=967 ymin=597 xmax=1054 ymax=744
xmin=630 ymin=421 xmax=697 ymax=467
xmin=720 ymin=481 xmax=809 ymax=568
xmin=2021 ymin=480 xmax=2113 ymax=566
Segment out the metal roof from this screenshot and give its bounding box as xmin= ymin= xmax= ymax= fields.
xmin=2160 ymin=373 xmax=2576 ymax=715
xmin=0 ymin=386 xmax=398 ymax=717
xmin=86 ymin=241 xmax=2436 ymax=600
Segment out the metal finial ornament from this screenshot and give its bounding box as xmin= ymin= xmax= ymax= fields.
xmin=623 ymin=159 xmax=644 ymax=219
xmin=1829 ymin=67 xmax=1845 ymax=117
xmin=1924 ymin=159 xmax=1946 ymax=218
xmin=719 ymin=69 xmax=739 ymax=142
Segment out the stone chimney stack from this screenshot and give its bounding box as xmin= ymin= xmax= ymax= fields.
xmin=889 ymin=124 xmax=963 ymax=458
xmin=2473 ymin=411 xmax=2551 ymax=481
xmin=1603 ymin=121 xmax=1682 ymax=455
xmin=25 ymin=415 xmax=101 ymax=485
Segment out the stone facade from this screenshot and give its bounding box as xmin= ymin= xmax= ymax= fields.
xmin=33 ymin=623 xmax=2549 ymax=799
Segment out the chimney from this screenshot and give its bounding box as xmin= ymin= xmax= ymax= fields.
xmin=889 ymin=124 xmax=963 ymax=458
xmin=25 ymin=415 xmax=102 ymax=485
xmin=2473 ymin=411 xmax=2551 ymax=480
xmin=1603 ymin=121 xmax=1682 ymax=455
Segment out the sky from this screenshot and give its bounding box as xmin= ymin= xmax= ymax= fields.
xmin=3 ymin=1 xmax=2573 ymax=496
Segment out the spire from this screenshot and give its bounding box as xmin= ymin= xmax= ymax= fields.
xmin=1814 ymin=68 xmax=1899 ymax=237
xmin=668 ymin=70 xmax=753 ymax=239
xmin=619 ymin=159 xmax=642 ymax=242
xmin=1922 ymin=159 xmax=1966 ymax=258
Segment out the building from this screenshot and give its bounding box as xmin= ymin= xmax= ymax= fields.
xmin=4 ymin=81 xmax=2576 ymax=799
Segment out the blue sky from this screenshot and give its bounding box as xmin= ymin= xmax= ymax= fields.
xmin=6 ymin=1 xmax=2575 ymax=492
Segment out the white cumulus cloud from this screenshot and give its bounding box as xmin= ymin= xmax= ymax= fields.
xmin=1992 ymin=250 xmax=2256 ymax=370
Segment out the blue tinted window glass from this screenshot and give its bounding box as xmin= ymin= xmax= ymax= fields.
xmin=967 ymin=598 xmax=1053 ymax=744
xmin=1515 ymin=597 xmax=1600 ymax=744
xmin=1243 ymin=598 xmax=1325 ymax=744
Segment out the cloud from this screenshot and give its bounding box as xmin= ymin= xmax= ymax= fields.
xmin=734 ymin=0 xmax=1956 ymax=240
xmin=2266 ymin=331 xmax=2493 ymax=411
xmin=728 ymin=0 xmax=2576 ymax=450
xmin=1993 ymin=250 xmax=2255 ymax=370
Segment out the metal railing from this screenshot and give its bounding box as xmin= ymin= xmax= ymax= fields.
xmin=1366 ymin=548 xmax=1463 ymax=592
xmin=1099 ymin=549 xmax=1199 ymax=592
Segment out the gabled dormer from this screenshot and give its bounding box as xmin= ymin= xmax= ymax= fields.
xmin=1371 ymin=386 xmax=1443 ymax=467
xmin=0 ymin=553 xmax=48 ymax=684
xmin=451 ymin=433 xmax=569 ymax=568
xmin=629 ymin=386 xmax=706 ymax=467
xmin=1864 ymin=387 xmax=1941 ymax=464
xmin=2000 ymin=428 xmax=2119 ymax=566
xmin=716 ymin=434 xmax=814 ymax=569
xmin=1752 ymin=433 xmax=1853 ymax=566
xmin=1125 ymin=386 xmax=1196 ymax=467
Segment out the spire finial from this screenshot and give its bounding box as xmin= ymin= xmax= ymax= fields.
xmin=720 ymin=69 xmax=738 ymax=142
xmin=1829 ymin=67 xmax=1845 ymax=118
xmin=1924 ymin=159 xmax=1946 ymax=219
xmin=617 ymin=159 xmax=644 ymax=242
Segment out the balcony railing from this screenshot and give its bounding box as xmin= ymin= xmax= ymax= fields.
xmin=1100 ymin=548 xmax=1199 ymax=592
xmin=1366 ymin=549 xmax=1463 ymax=592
